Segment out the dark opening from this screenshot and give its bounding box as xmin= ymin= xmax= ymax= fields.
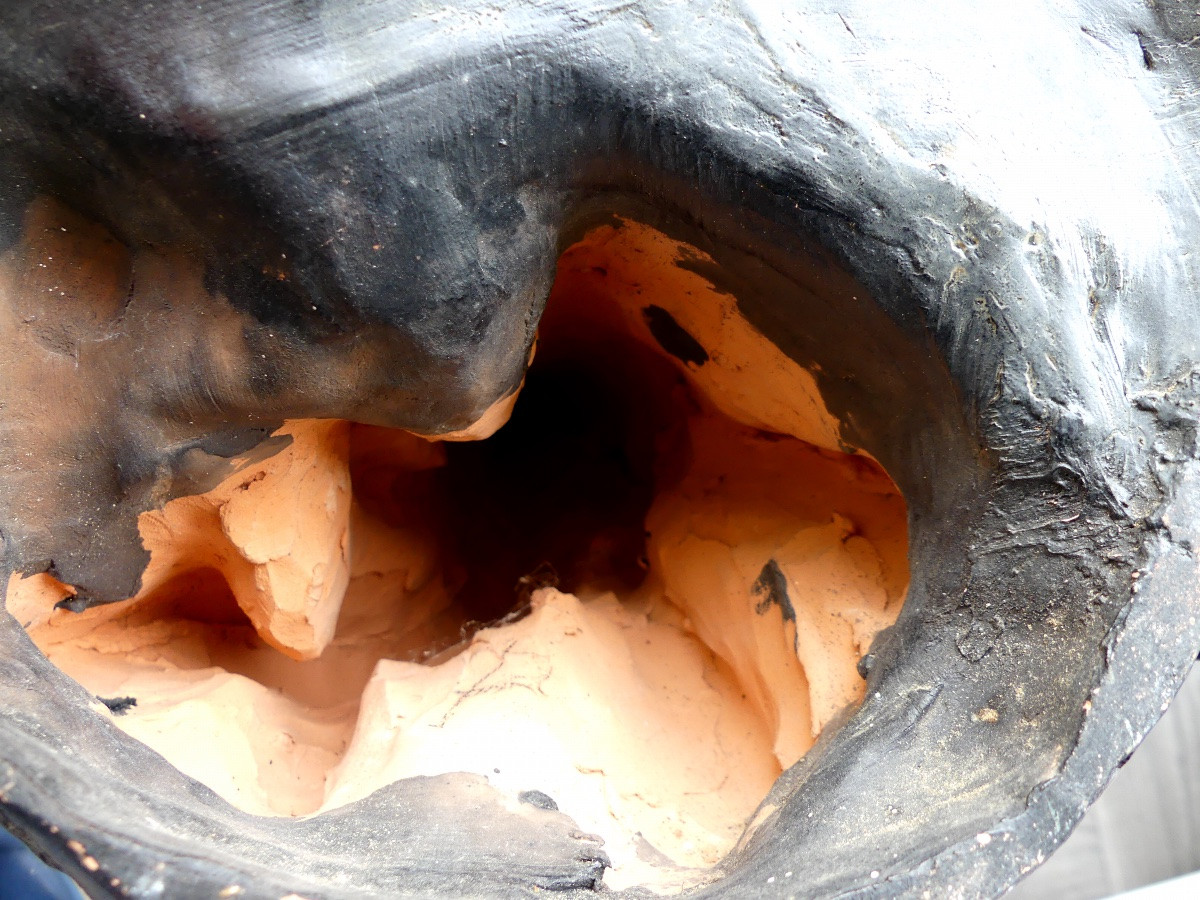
xmin=439 ymin=332 xmax=691 ymax=621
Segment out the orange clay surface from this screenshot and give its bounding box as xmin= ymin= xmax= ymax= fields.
xmin=6 ymin=221 xmax=907 ymax=891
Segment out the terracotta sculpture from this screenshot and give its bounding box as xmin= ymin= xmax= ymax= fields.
xmin=3 ymin=1 xmax=1200 ymax=897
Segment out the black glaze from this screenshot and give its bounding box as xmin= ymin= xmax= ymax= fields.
xmin=0 ymin=2 xmax=1199 ymax=899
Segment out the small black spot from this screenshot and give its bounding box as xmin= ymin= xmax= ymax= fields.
xmin=856 ymin=653 xmax=876 ymax=680
xmin=54 ymin=595 xmax=89 ymax=614
xmin=97 ymin=696 xmax=137 ymax=716
xmin=752 ymin=559 xmax=796 ymax=623
xmin=642 ymin=305 xmax=709 ymax=366
xmin=518 ymin=790 xmax=559 ymax=811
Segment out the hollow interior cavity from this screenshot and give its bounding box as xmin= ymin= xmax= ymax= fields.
xmin=6 ymin=221 xmax=909 ymax=892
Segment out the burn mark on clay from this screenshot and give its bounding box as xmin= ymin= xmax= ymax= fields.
xmin=97 ymin=696 xmax=137 ymax=716
xmin=518 ymin=790 xmax=559 ymax=811
xmin=752 ymin=559 xmax=796 ymax=623
xmin=642 ymin=304 xmax=709 ymax=367
xmin=54 ymin=595 xmax=89 ymax=614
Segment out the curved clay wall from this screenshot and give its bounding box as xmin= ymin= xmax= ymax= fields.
xmin=7 ymin=221 xmax=907 ymax=891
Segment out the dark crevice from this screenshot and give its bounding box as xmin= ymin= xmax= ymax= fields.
xmin=439 ymin=313 xmax=691 ymax=623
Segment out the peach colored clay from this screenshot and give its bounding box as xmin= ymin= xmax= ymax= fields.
xmin=7 ymin=222 xmax=908 ymax=892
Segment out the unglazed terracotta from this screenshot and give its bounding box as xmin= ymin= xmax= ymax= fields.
xmin=7 ymin=226 xmax=908 ymax=888
xmin=4 ymin=3 xmax=1200 ymax=899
